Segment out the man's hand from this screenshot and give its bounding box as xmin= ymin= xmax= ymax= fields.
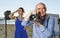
xmin=31 ymin=10 xmax=36 ymax=14
xmin=35 ymin=18 xmax=42 ymax=27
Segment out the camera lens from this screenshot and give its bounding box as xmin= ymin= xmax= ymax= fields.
xmin=30 ymin=14 xmax=37 ymax=21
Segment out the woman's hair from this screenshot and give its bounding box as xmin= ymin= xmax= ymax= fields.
xmin=19 ymin=7 xmax=25 ymax=13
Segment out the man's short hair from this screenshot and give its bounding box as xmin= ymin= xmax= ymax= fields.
xmin=36 ymin=3 xmax=47 ymax=11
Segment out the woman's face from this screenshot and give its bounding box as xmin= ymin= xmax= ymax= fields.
xmin=17 ymin=9 xmax=23 ymax=15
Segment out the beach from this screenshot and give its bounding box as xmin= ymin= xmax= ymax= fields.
xmin=0 ymin=24 xmax=59 ymax=38
xmin=0 ymin=24 xmax=33 ymax=38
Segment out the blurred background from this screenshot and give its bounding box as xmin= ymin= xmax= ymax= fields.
xmin=0 ymin=0 xmax=60 ymax=38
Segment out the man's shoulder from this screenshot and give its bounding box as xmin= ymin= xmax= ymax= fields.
xmin=46 ymin=15 xmax=55 ymax=19
xmin=49 ymin=16 xmax=55 ymax=19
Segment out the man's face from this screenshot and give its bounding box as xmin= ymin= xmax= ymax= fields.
xmin=36 ymin=4 xmax=46 ymax=17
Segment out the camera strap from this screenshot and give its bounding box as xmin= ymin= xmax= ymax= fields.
xmin=46 ymin=16 xmax=50 ymax=28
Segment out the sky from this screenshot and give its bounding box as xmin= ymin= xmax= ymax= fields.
xmin=0 ymin=0 xmax=60 ymax=17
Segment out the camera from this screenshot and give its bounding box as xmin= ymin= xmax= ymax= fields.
xmin=4 ymin=10 xmax=11 ymax=20
xmin=29 ymin=14 xmax=44 ymax=24
xmin=30 ymin=14 xmax=37 ymax=21
xmin=29 ymin=12 xmax=40 ymax=21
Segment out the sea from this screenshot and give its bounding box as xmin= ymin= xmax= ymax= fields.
xmin=0 ymin=20 xmax=15 ymax=24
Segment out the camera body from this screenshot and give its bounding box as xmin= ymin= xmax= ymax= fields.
xmin=4 ymin=10 xmax=11 ymax=20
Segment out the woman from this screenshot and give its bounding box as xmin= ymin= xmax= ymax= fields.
xmin=9 ymin=7 xmax=28 ymax=38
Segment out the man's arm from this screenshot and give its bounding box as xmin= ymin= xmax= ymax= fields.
xmin=21 ymin=12 xmax=33 ymax=26
xmin=21 ymin=20 xmax=33 ymax=26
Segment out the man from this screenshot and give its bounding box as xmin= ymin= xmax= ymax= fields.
xmin=22 ymin=3 xmax=55 ymax=38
